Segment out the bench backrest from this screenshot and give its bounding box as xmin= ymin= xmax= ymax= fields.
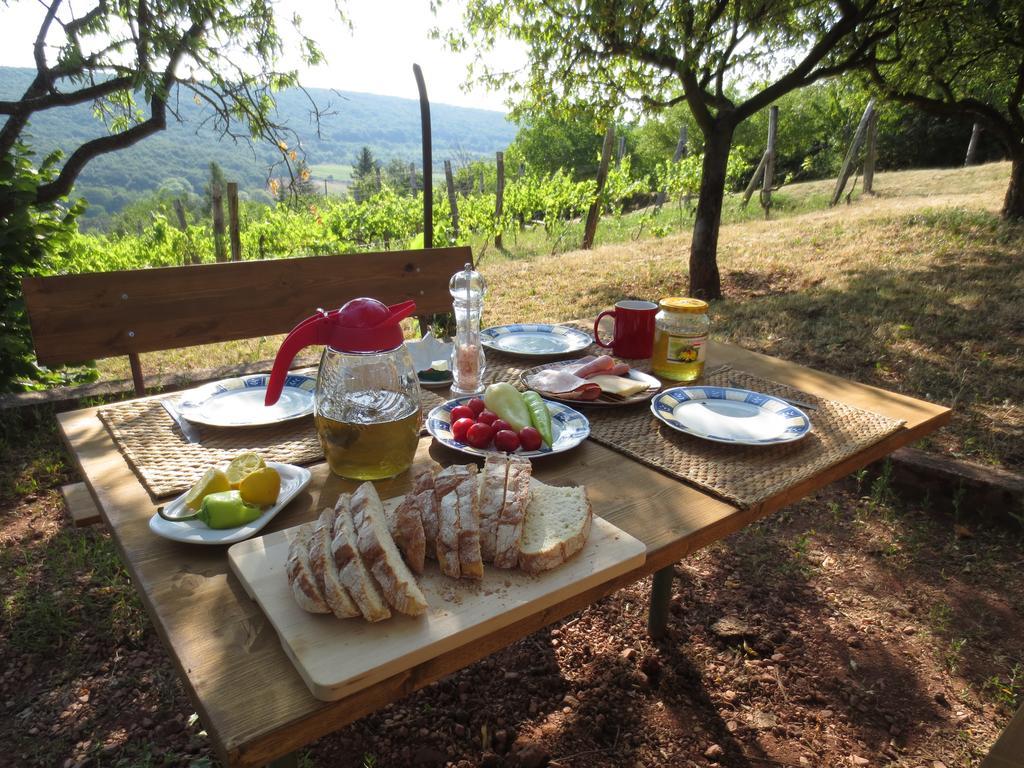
xmin=22 ymin=246 xmax=471 ymax=393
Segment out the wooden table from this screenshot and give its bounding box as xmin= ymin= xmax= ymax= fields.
xmin=58 ymin=341 xmax=950 ymax=767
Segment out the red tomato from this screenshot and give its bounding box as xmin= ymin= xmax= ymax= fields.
xmin=518 ymin=426 xmax=542 ymax=451
xmin=467 ymin=422 xmax=495 ymax=449
xmin=493 ymin=429 xmax=521 ymax=453
xmin=450 ymin=405 xmax=475 ymax=423
xmin=492 ymin=419 xmax=512 ymax=433
xmin=477 ymin=410 xmax=498 ymax=425
xmin=451 ymin=417 xmax=476 ymax=443
xmin=467 ymin=398 xmax=486 ymax=416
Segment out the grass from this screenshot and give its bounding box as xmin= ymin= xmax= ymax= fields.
xmin=89 ymin=161 xmax=1023 ymax=470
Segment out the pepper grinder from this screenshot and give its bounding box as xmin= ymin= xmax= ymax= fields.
xmin=449 ymin=262 xmax=486 ymax=396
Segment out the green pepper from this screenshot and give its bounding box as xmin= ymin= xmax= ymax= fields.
xmin=522 ymin=391 xmax=554 ymax=447
xmin=484 ymin=382 xmax=532 ymax=432
xmin=196 ymin=490 xmax=263 ymax=529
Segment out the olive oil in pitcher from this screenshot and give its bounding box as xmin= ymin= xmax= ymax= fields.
xmin=316 ymin=390 xmax=421 ymax=480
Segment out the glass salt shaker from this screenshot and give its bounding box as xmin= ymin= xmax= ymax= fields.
xmin=449 ymin=262 xmax=486 ymax=396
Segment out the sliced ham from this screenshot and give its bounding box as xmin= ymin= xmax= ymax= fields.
xmin=569 ymin=354 xmax=630 ymax=379
xmin=524 ymin=369 xmax=602 ymax=400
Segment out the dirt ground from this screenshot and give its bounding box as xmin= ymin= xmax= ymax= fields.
xmin=2 ymin=409 xmax=1021 ymax=768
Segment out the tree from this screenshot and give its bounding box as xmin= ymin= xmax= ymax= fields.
xmin=450 ymin=0 xmax=895 ymax=298
xmin=0 ymin=0 xmax=333 ymax=390
xmin=512 ymin=113 xmax=605 ymax=179
xmin=351 ymin=146 xmax=380 ymax=201
xmin=863 ymin=0 xmax=1024 ymax=219
xmin=203 ymin=161 xmax=228 ymax=211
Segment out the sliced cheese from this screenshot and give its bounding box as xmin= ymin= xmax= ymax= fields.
xmin=589 ymin=374 xmax=649 ymax=397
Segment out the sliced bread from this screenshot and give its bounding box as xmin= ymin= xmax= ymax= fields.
xmin=434 ymin=465 xmax=477 ymax=579
xmin=477 ymin=454 xmax=508 ymax=563
xmin=517 ymin=480 xmax=591 ymax=574
xmin=331 ymin=494 xmax=391 ymax=623
xmin=456 ymin=471 xmax=483 ymax=580
xmin=492 ymin=456 xmax=533 ymax=569
xmin=285 ymin=523 xmax=331 ymax=614
xmin=352 ymin=481 xmax=429 ymax=616
xmin=412 ymin=466 xmax=439 ymax=559
xmin=387 ymin=490 xmax=428 ymax=574
xmin=308 ymin=507 xmax=361 ymax=619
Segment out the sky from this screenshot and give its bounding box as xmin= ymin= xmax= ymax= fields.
xmin=0 ymin=0 xmax=523 ymax=113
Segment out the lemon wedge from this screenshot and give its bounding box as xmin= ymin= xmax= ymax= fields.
xmin=183 ymin=467 xmax=231 ymax=511
xmin=238 ymin=466 xmax=281 ymax=507
xmin=225 ymin=451 xmax=266 ymax=488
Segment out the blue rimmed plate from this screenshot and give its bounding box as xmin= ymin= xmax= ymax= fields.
xmin=426 ymin=396 xmax=590 ymax=459
xmin=480 ymin=324 xmax=592 ymax=358
xmin=650 ymin=386 xmax=811 ymax=445
xmin=176 ymin=374 xmax=315 ymax=428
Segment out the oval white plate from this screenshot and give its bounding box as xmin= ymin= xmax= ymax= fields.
xmin=520 ymin=360 xmax=661 ymax=407
xmin=650 ymin=386 xmax=811 ymax=445
xmin=175 ymin=374 xmax=315 ymax=428
xmin=426 ymin=396 xmax=590 ymax=459
xmin=149 ymin=462 xmax=312 ymax=545
xmin=480 ymin=324 xmax=592 ymax=357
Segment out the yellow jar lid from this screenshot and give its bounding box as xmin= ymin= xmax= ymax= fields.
xmin=659 ymin=297 xmax=708 ymax=314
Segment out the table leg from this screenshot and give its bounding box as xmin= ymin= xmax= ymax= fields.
xmin=267 ymin=752 xmax=298 ymax=768
xmin=647 ymin=565 xmax=674 ymax=639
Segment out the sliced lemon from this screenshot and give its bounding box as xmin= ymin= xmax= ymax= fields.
xmin=183 ymin=467 xmax=231 ymax=511
xmin=225 ymin=451 xmax=266 ymax=488
xmin=238 ymin=466 xmax=281 ymax=507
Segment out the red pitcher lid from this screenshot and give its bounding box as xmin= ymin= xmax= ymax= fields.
xmin=264 ymin=298 xmax=417 ymax=405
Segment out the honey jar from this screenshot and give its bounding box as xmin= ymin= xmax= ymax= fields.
xmin=651 ymin=297 xmax=710 ymax=381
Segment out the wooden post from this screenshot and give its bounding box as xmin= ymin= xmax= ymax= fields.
xmin=742 ymin=150 xmax=769 ymax=206
xmin=518 ymin=162 xmax=525 ymax=179
xmin=582 ymin=125 xmax=615 ymax=250
xmin=965 ymin=122 xmax=982 ymax=167
xmin=173 ymin=199 xmax=187 ymax=231
xmin=444 ymin=160 xmax=459 ymax=239
xmin=655 ymin=125 xmax=688 ymax=206
xmin=830 ymin=98 xmax=876 ymax=206
xmin=409 ymin=162 xmax=417 ymax=194
xmin=616 ymin=134 xmax=626 ymax=166
xmin=413 ymin=64 xmax=433 ymax=249
xmin=761 ymin=105 xmax=779 ymax=217
xmin=212 ymin=183 xmax=226 ymax=263
xmin=227 ymin=182 xmax=241 ymax=261
xmin=479 ymin=170 xmax=485 ymax=194
xmin=495 ymin=151 xmax=505 ymax=249
xmin=323 ymin=179 xmax=328 ymax=196
xmin=863 ymin=111 xmax=878 ymax=194
xmin=375 ymin=166 xmax=382 ymax=192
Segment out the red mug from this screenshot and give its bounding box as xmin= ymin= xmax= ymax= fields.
xmin=593 ymin=300 xmax=658 ymax=359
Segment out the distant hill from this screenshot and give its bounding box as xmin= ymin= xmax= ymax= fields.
xmin=0 ymin=67 xmax=515 ymax=222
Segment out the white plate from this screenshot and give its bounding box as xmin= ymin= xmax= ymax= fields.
xmin=426 ymin=396 xmax=590 ymax=459
xmin=650 ymin=386 xmax=811 ymax=445
xmin=480 ymin=324 xmax=592 ymax=358
xmin=175 ymin=374 xmax=315 ymax=428
xmin=149 ymin=462 xmax=312 ymax=545
xmin=520 ymin=360 xmax=661 ymax=407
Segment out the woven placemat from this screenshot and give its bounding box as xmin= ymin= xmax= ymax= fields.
xmin=98 ymin=386 xmax=449 ymax=499
xmin=481 ymin=334 xmax=905 ymax=508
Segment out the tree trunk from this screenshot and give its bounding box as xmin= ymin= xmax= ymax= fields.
xmin=689 ymin=124 xmax=734 ymax=300
xmin=1003 ymin=153 xmax=1024 ymax=220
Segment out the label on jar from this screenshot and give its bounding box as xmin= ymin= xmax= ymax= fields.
xmin=666 ymin=334 xmax=706 ymax=364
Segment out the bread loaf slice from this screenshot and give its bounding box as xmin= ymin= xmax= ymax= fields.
xmin=352 ymin=482 xmax=429 ymax=616
xmin=477 ymin=454 xmax=508 ymax=563
xmin=434 ymin=465 xmax=477 ymax=579
xmin=309 ymin=507 xmax=361 ymax=618
xmin=492 ymin=456 xmax=533 ymax=569
xmin=517 ymin=480 xmax=591 ymax=574
xmin=412 ymin=466 xmax=439 ymax=559
xmin=387 ymin=490 xmax=427 ymax=574
xmin=332 ymin=494 xmax=391 ymax=623
xmin=456 ymin=470 xmax=483 ymax=580
xmin=285 ymin=523 xmax=331 ymax=614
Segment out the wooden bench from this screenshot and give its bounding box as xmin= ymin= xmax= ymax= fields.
xmin=22 ymin=246 xmax=471 ymax=525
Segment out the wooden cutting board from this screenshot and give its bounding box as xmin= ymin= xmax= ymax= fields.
xmin=228 ymin=501 xmax=645 ymax=702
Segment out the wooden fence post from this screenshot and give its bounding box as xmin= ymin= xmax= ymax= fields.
xmin=444 ymin=160 xmax=459 ymax=239
xmin=863 ymin=111 xmax=878 ymax=194
xmin=413 ymin=63 xmax=433 ymax=249
xmin=495 ymin=151 xmax=505 ymax=249
xmin=409 ymin=163 xmax=417 ymax=194
xmin=212 ymin=183 xmax=226 ymax=262
xmin=655 ymin=125 xmax=687 ymax=206
xmin=582 ymin=125 xmax=615 ymax=250
xmin=761 ymin=105 xmax=779 ymax=217
xmin=830 ymin=98 xmax=876 ymax=206
xmin=616 ymin=134 xmax=626 ymax=166
xmin=173 ymin=199 xmax=187 ymax=231
xmin=742 ymin=151 xmax=769 ymax=206
xmin=375 ymin=166 xmax=382 ymax=192
xmin=227 ymin=182 xmax=241 ymax=261
xmin=965 ymin=123 xmax=982 ymax=167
